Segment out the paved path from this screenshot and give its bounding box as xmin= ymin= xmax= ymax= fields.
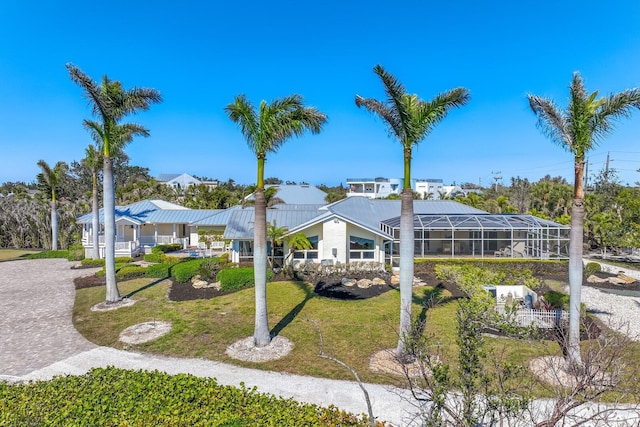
xmin=0 ymin=259 xmax=421 ymax=426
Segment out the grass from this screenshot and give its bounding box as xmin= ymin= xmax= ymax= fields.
xmin=73 ymin=277 xmax=580 ymax=393
xmin=0 ymin=249 xmax=40 ymax=261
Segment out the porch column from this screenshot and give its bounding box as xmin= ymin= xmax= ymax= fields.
xmin=133 ymin=225 xmax=138 ymax=243
xmin=154 ymin=224 xmax=158 ymax=245
xmin=173 ymin=224 xmax=177 ymax=242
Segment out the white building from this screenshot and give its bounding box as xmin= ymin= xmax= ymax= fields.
xmin=346 ymin=178 xmax=403 ymax=199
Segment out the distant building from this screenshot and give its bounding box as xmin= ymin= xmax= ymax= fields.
xmin=157 ymin=173 xmax=218 ymax=190
xmin=414 ymin=179 xmax=444 ymax=199
xmin=346 ymin=178 xmax=403 ymax=199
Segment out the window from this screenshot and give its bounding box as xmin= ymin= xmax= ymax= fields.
xmin=350 ymin=236 xmax=375 ymax=259
xmin=293 ymin=235 xmax=319 ymax=260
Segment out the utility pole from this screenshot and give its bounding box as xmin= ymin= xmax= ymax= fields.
xmin=491 ymin=171 xmax=502 ymax=192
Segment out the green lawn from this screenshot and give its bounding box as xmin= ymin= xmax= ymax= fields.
xmin=0 ymin=249 xmax=40 ymax=261
xmin=73 ymin=277 xmax=573 ymax=391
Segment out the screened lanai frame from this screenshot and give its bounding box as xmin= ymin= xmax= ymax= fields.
xmin=380 ymin=214 xmax=570 ymax=266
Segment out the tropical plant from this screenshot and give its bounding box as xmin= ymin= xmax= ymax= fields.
xmin=36 ymin=160 xmax=68 ymax=250
xmin=67 ymin=64 xmax=162 ymax=303
xmin=528 ymin=72 xmax=640 ymax=367
xmin=225 ymin=94 xmax=327 ymax=347
xmin=355 ymin=64 xmax=470 ymax=359
xmin=266 ymin=220 xmax=287 ymax=271
xmin=83 ymin=145 xmax=102 ymax=259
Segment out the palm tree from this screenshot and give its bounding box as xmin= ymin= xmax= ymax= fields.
xmin=356 ymin=65 xmax=470 ymax=360
xmin=36 ymin=160 xmax=67 ymax=250
xmin=528 ymin=72 xmax=640 ymax=367
xmin=67 ymin=64 xmax=162 ymax=303
xmin=266 ymin=220 xmax=287 ymax=271
xmin=225 ymin=94 xmax=327 ymax=347
xmin=83 ymin=145 xmax=102 ymax=259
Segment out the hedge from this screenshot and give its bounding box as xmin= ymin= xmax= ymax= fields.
xmin=144 ymin=252 xmax=166 ymax=263
xmin=172 ymin=258 xmax=206 ymax=283
xmin=152 ymin=243 xmax=183 ymax=254
xmin=0 ymin=367 xmax=373 ymax=426
xmin=116 ymin=265 xmax=147 ymax=280
xmin=216 ymin=267 xmax=273 ymax=291
xmin=26 ymin=250 xmax=69 ymax=259
xmin=146 ymin=263 xmax=172 ymax=278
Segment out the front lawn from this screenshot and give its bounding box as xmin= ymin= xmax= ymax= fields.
xmin=73 ymin=277 xmax=560 ymax=389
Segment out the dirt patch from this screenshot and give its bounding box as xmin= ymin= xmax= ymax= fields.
xmin=74 ymin=274 xmax=106 ymax=289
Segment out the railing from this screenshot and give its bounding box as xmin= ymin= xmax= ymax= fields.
xmin=499 ymin=306 xmax=568 ymax=328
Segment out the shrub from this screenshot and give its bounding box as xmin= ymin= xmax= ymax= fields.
xmin=146 ymin=263 xmax=171 ymax=278
xmin=172 ymin=259 xmax=206 ymax=283
xmin=543 ymin=290 xmax=570 ymax=310
xmin=81 ymin=258 xmax=105 ymax=267
xmin=164 ymin=256 xmax=185 ymax=265
xmin=144 ymin=252 xmax=166 ymax=263
xmin=67 ymin=242 xmax=85 ymax=261
xmin=216 ymin=267 xmax=273 ymax=291
xmin=26 ymin=250 xmax=69 ymax=259
xmin=198 ymin=257 xmax=224 ymax=281
xmin=116 ymin=265 xmax=147 ymax=280
xmin=584 ymin=262 xmax=602 ymax=277
xmin=0 ymin=367 xmax=372 ymax=426
xmin=115 ymin=257 xmax=134 ymax=263
xmin=152 ymin=243 xmax=183 ymax=254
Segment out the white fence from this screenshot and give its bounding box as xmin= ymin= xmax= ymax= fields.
xmin=515 ymin=308 xmax=568 ymax=328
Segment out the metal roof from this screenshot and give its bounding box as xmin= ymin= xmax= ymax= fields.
xmin=381 ymin=213 xmax=570 ymax=231
xmin=76 ymin=199 xmax=214 ymax=225
xmin=223 ymin=206 xmax=323 ymax=239
xmin=244 ymin=184 xmax=327 ymax=205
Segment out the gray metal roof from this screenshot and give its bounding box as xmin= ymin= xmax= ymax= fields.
xmin=244 ymin=184 xmax=328 ymax=205
xmin=156 ymin=174 xmax=181 ymax=182
xmin=190 ymin=205 xmax=243 ymax=226
xmin=76 ymin=199 xmax=216 ymax=225
xmin=223 ymin=206 xmax=323 ymax=239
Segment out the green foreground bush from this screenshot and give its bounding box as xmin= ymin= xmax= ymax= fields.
xmin=0 ymin=367 xmax=372 ymax=426
xmin=216 ymin=267 xmax=272 ymax=291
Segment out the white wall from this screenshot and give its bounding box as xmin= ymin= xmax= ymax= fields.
xmin=322 ymin=217 xmax=347 ymax=263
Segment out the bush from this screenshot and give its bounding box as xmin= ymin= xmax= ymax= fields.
xmin=216 ymin=267 xmax=273 ymax=291
xmin=152 ymin=243 xmax=183 ymax=254
xmin=26 ymin=250 xmax=69 ymax=259
xmin=115 ymin=257 xmax=134 ymax=263
xmin=543 ymin=290 xmax=570 ymax=310
xmin=172 ymin=259 xmax=206 ymax=283
xmin=116 ymin=265 xmax=147 ymax=280
xmin=164 ymin=256 xmax=185 ymax=265
xmin=144 ymin=252 xmax=166 ymax=263
xmin=146 ymin=263 xmax=172 ymax=278
xmin=198 ymin=257 xmax=229 ymax=281
xmin=584 ymin=262 xmax=602 ymax=277
xmin=81 ymin=258 xmax=105 ymax=267
xmin=0 ymin=367 xmax=371 ymax=426
xmin=67 ymin=242 xmax=85 ymax=261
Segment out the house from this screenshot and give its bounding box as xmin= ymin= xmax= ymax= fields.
xmin=76 ymin=199 xmax=223 ymax=258
xmin=346 ymin=178 xmax=402 ymax=199
xmin=414 ymin=179 xmax=445 ymax=199
xmin=157 ymin=173 xmax=218 ymax=190
xmin=78 ymin=197 xmax=570 ymax=266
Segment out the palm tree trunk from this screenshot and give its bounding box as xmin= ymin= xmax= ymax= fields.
xmin=103 ymin=156 xmax=120 ymax=303
xmin=50 ymin=199 xmax=58 ymax=251
xmin=566 ymin=160 xmax=585 ymax=367
xmin=253 ymin=187 xmax=271 ymax=346
xmin=396 ymin=187 xmax=414 ymax=360
xmin=91 ymin=172 xmax=100 ymax=260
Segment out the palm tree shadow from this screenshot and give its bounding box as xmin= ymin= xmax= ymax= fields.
xmin=412 ymin=286 xmax=444 ymax=336
xmin=123 ymin=277 xmax=169 ymax=298
xmin=270 ymin=281 xmax=315 ymax=338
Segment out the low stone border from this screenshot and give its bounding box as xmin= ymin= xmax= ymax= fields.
xmin=226 ymin=336 xmax=293 ymax=362
xmin=119 ymin=321 xmax=172 ymax=344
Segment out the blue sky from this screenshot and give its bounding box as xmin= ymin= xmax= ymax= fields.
xmin=2 ymin=1 xmax=640 ymax=188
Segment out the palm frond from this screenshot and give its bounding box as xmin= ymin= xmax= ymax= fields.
xmin=355 ymin=95 xmax=404 ymax=140
xmin=66 ymin=63 xmax=110 ymax=121
xmin=528 ymin=94 xmax=572 ymax=151
xmin=225 ymin=95 xmax=260 ymax=154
